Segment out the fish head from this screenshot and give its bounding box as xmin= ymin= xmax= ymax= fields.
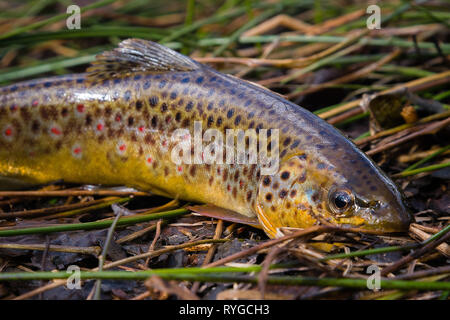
xmin=256 ymin=154 xmax=413 ymax=238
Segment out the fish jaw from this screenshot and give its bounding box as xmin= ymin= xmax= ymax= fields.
xmin=351 ymin=191 xmax=413 ymax=233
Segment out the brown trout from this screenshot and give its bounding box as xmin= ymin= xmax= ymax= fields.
xmin=0 ymin=39 xmax=412 ymax=238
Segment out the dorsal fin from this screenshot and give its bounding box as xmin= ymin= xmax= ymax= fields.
xmin=87 ymin=38 xmax=200 ymax=79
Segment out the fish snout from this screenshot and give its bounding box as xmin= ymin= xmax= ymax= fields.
xmin=371 ymin=200 xmax=413 ymax=232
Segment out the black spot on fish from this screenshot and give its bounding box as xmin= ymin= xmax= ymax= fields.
xmin=207 ymin=115 xmax=214 ymax=127
xmin=186 ymin=101 xmax=194 ymax=112
xmin=85 ymin=114 xmax=93 ymax=126
xmin=170 ymin=91 xmax=177 ymax=100
xmin=281 ymin=171 xmax=290 ymax=180
xmin=61 ymin=107 xmax=68 ymax=117
xmin=265 ymin=193 xmax=273 ymax=202
xmin=175 ymin=112 xmax=182 ymax=122
xmin=246 ymin=191 xmax=253 ymax=202
xmin=196 ymin=76 xmax=204 ymax=84
xmin=262 ymin=176 xmax=271 ymax=186
xmin=161 ymin=103 xmax=168 ymax=113
xmin=136 ymin=100 xmax=143 ymax=111
xmin=227 ymin=109 xmax=234 ymax=119
xmin=291 ymin=139 xmax=300 ymax=149
xmin=149 ymin=96 xmax=159 ymax=107
xmin=189 ymin=166 xmax=197 ymax=177
xmin=143 ymin=81 xmax=151 ymax=89
xmin=234 ymin=115 xmax=241 ymax=126
xmin=256 ymin=123 xmax=263 ymax=133
xmin=283 ymin=137 xmax=292 ymax=147
xmin=31 ymin=120 xmax=40 ymax=133
xmin=159 ymin=80 xmax=167 ymax=89
xmin=279 ymin=189 xmax=287 ymax=199
xmin=128 ymin=116 xmax=134 ymax=126
xmin=151 ymin=116 xmax=157 ymax=128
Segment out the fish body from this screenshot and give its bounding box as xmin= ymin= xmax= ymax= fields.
xmin=0 ymin=39 xmax=412 ymax=237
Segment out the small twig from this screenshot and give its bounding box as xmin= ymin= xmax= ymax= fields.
xmin=381 ymin=227 xmax=450 ymax=276
xmin=191 ymin=219 xmax=224 ymax=293
xmin=355 ymin=110 xmax=450 ymax=145
xmin=0 ymin=196 xmax=128 ymax=219
xmin=258 ymin=245 xmax=283 ymax=299
xmin=144 ymin=219 xmax=162 ymax=267
xmin=92 ymin=204 xmax=124 ymax=300
xmin=367 ymin=117 xmax=450 ymax=155
xmin=317 ymin=70 xmax=450 ymax=119
xmin=0 ymin=190 xmax=150 ymax=198
xmin=0 ymin=243 xmax=101 ymax=255
xmin=394 ymin=265 xmax=450 ymax=280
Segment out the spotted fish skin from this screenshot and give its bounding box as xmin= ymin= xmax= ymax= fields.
xmin=0 ymin=39 xmax=412 ymax=237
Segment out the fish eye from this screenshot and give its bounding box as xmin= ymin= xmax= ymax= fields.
xmin=328 ymin=188 xmax=354 ymax=214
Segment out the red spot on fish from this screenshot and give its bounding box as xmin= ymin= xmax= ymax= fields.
xmin=77 ymin=104 xmax=85 ymax=113
xmin=32 ymin=100 xmax=38 ymax=107
xmin=115 ymin=115 xmax=121 ymax=122
xmin=139 ymin=126 xmax=145 ymax=132
xmin=96 ymin=123 xmax=104 ymax=131
xmin=227 ymin=185 xmax=231 ymax=191
xmin=72 ymin=144 xmax=82 ymax=158
xmin=119 ymin=144 xmax=126 ymax=151
xmin=51 ymin=127 xmax=62 ymax=135
xmin=4 ymin=128 xmax=12 ymax=136
xmin=10 ymin=105 xmax=17 ymax=112
xmin=239 ymin=180 xmax=244 ymax=188
xmin=147 ymin=157 xmax=153 ymax=164
xmin=162 ymin=140 xmax=168 ymax=147
xmin=177 ymin=166 xmax=183 ymax=172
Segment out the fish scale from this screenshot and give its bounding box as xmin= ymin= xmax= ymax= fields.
xmin=0 ymin=39 xmax=412 ymax=238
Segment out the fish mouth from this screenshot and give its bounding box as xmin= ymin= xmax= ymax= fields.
xmin=356 ymin=201 xmax=414 ymax=233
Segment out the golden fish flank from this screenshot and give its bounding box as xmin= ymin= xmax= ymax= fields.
xmin=0 ymin=39 xmax=412 ymax=238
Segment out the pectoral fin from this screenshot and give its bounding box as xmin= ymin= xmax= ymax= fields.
xmin=188 ymin=204 xmax=261 ymax=229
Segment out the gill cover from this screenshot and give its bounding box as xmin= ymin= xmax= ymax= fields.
xmin=256 ymin=155 xmax=318 ymax=238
